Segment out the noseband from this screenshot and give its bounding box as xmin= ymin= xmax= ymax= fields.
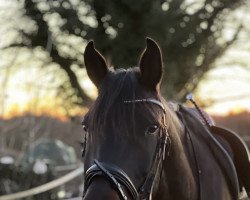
xmin=83 ymin=98 xmax=171 ymax=200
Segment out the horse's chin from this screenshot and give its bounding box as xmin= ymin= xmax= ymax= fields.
xmin=83 ymin=177 xmax=122 ymax=200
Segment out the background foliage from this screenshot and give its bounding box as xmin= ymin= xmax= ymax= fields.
xmin=1 ymin=0 xmax=248 ymax=107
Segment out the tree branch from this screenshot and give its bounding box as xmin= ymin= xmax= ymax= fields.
xmin=178 ymin=23 xmax=243 ymax=99
xmin=18 ymin=0 xmax=93 ymax=106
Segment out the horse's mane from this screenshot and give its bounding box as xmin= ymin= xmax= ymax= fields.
xmin=84 ymin=68 xmax=182 ymax=140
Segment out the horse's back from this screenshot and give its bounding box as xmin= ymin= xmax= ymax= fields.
xmin=177 ymin=105 xmax=240 ymax=200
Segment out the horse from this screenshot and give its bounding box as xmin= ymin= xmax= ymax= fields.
xmin=81 ymin=38 xmax=250 ymax=200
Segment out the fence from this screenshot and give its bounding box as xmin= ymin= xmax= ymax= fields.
xmin=0 ymin=165 xmax=84 ymax=200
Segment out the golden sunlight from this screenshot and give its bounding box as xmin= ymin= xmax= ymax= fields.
xmin=3 ymin=95 xmax=88 ymax=121
xmin=197 ymin=53 xmax=250 ymax=116
xmin=205 ymin=100 xmax=250 ymax=116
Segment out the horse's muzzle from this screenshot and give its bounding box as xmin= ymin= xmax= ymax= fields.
xmin=84 ymin=159 xmax=138 ymax=200
xmin=83 ymin=177 xmax=121 ymax=200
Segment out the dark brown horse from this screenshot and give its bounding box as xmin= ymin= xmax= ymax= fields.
xmin=81 ymin=38 xmax=249 ymax=200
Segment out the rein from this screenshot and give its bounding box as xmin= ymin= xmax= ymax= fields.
xmin=83 ymin=98 xmax=171 ymax=200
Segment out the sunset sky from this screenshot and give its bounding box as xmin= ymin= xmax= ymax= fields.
xmin=197 ymin=44 xmax=250 ymax=115
xmin=1 ymin=54 xmax=249 ymax=118
xmin=0 ymin=0 xmax=249 ymax=119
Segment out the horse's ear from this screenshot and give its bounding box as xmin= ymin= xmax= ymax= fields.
xmin=139 ymin=38 xmax=163 ymax=90
xmin=84 ymin=41 xmax=108 ymax=87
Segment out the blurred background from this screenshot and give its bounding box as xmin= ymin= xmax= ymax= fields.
xmin=0 ymin=0 xmax=249 ymax=199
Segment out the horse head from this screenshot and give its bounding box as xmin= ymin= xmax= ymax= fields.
xmin=82 ymin=38 xmax=182 ymax=200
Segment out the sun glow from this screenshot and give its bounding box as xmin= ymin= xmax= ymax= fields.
xmin=197 ymin=64 xmax=250 ymax=116
xmin=4 ymin=96 xmax=64 ymax=121
xmin=2 ymin=95 xmax=88 ymax=121
xmin=0 ymin=49 xmax=93 ymax=120
xmin=0 ymin=65 xmax=90 ymax=120
xmin=204 ymin=101 xmax=250 ymax=116
xmin=0 ymin=1 xmax=249 ymax=119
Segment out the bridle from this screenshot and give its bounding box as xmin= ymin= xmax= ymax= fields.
xmin=82 ymin=98 xmax=171 ymax=200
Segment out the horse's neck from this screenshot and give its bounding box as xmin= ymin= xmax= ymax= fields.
xmin=161 ymin=132 xmax=198 ymax=200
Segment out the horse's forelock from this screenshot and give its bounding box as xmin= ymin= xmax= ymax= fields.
xmin=85 ymin=68 xmax=182 ymax=140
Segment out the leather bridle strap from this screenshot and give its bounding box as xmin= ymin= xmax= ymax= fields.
xmin=85 ymin=131 xmax=171 ymax=200
xmin=94 ymin=159 xmax=130 ymax=200
xmin=84 ymin=98 xmax=171 ymax=200
xmin=139 ymin=128 xmax=170 ymax=199
xmin=124 ymin=98 xmax=166 ymax=113
xmin=85 ymin=160 xmax=139 ymax=200
xmin=124 ymin=98 xmax=170 ymax=199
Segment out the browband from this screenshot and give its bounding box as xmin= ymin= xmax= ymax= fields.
xmin=124 ymin=98 xmax=166 ymax=113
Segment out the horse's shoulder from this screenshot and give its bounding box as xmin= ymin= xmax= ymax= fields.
xmin=177 ymin=104 xmax=250 ymax=198
xmin=176 ymin=105 xmax=239 ymax=199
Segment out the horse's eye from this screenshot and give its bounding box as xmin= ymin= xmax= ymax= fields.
xmin=82 ymin=125 xmax=88 ymax=132
xmin=146 ymin=124 xmax=159 ymax=135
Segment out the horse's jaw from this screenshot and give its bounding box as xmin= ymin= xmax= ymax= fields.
xmin=161 ymin=133 xmax=198 ymax=200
